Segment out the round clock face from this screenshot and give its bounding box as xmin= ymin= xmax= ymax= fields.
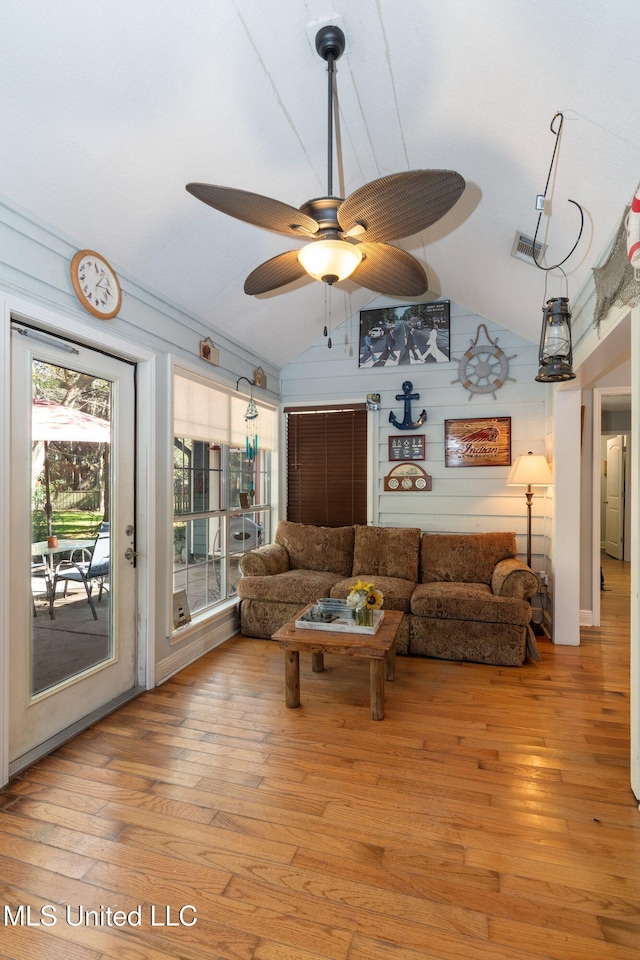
xmin=70 ymin=250 xmax=121 ymax=319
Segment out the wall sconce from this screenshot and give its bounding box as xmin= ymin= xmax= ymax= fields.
xmin=535 ymin=296 xmax=576 ymax=382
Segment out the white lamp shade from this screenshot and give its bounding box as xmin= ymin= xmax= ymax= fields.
xmin=297 ymin=239 xmax=363 ymax=283
xmin=506 ymin=452 xmax=553 ymax=486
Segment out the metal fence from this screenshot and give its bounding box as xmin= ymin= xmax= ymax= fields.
xmin=51 ymin=490 xmax=101 ymax=511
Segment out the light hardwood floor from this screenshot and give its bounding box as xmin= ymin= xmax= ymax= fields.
xmin=1 ymin=555 xmax=638 ymax=960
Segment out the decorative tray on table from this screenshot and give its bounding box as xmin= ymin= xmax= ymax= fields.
xmin=295 ymin=600 xmax=384 ymax=635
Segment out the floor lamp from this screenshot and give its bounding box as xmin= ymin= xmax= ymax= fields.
xmin=506 ymin=452 xmax=553 ymax=568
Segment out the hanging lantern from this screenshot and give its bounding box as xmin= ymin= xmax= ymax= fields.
xmin=529 ymin=113 xmax=583 ymax=386
xmin=535 ymin=296 xmax=576 ymax=382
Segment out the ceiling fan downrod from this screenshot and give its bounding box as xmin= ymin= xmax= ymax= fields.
xmin=315 ymin=25 xmax=345 ymax=199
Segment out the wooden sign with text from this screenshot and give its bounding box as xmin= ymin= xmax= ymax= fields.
xmin=444 ymin=417 xmax=511 ymax=467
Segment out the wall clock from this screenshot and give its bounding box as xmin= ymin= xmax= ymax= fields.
xmin=70 ymin=250 xmax=122 ymax=319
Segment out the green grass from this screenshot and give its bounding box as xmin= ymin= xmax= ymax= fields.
xmin=32 ymin=510 xmax=104 ymax=543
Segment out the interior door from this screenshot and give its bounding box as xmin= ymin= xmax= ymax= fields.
xmin=9 ymin=326 xmax=139 ymax=771
xmin=605 ymin=435 xmax=625 ymax=560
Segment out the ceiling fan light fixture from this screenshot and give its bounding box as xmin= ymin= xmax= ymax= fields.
xmin=297 ymin=238 xmax=362 ymax=285
xmin=186 ymin=24 xmax=465 ymax=297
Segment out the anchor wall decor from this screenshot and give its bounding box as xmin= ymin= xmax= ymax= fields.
xmin=389 ymin=381 xmax=427 ymax=430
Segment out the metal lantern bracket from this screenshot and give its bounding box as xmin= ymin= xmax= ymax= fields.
xmin=532 ymin=112 xmax=585 ymax=273
xmin=236 ymin=375 xmax=256 ymax=393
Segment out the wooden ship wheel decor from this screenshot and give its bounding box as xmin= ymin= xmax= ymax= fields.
xmin=451 ymin=323 xmax=516 ymax=400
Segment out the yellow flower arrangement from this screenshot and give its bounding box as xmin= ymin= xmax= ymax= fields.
xmin=346 ymin=579 xmax=384 ymax=611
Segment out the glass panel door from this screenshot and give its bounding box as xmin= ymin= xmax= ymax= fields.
xmin=10 ymin=329 xmax=137 ymax=768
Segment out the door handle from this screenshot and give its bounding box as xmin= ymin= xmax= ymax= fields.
xmin=124 ymin=547 xmax=138 ymax=562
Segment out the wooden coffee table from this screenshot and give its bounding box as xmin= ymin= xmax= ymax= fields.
xmin=273 ymin=606 xmax=403 ymax=720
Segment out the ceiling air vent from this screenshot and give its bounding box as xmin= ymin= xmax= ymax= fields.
xmin=511 ymin=231 xmax=546 ymax=265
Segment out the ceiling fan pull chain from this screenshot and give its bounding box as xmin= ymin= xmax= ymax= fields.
xmin=323 ymin=283 xmax=332 ymax=347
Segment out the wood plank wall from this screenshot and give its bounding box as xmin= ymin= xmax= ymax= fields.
xmin=282 ymin=302 xmax=551 ymax=567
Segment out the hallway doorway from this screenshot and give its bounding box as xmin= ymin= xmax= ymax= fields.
xmin=591 ymin=388 xmax=631 ymax=628
xmin=600 ymin=550 xmax=631 ymax=621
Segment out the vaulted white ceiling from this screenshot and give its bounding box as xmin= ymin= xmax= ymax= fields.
xmin=1 ymin=1 xmax=639 ymax=368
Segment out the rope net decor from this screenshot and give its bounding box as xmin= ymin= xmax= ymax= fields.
xmin=592 ymin=204 xmax=640 ymax=333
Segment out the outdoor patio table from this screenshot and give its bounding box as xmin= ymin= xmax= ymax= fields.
xmin=31 ymin=539 xmax=94 ymax=616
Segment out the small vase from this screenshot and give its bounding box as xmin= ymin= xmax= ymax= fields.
xmin=355 ymin=605 xmax=374 ymax=627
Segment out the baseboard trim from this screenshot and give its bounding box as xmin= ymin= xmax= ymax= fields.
xmin=580 ymin=609 xmax=594 ymax=626
xmin=8 ymin=685 xmax=145 ymax=779
xmin=155 ymin=608 xmax=238 ymax=685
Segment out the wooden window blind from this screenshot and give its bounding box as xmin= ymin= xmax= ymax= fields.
xmin=285 ymin=405 xmax=368 ymax=527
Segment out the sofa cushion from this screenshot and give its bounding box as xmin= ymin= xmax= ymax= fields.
xmin=420 ymin=532 xmax=517 ymax=584
xmin=330 ymin=575 xmax=416 ymax=613
xmin=275 ymin=521 xmax=354 ymax=577
xmin=410 ymin=581 xmax=531 ymax=626
xmin=351 ymin=525 xmax=421 ymax=581
xmin=237 ymin=569 xmax=344 ymax=605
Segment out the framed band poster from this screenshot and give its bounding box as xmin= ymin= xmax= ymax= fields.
xmin=444 ymin=417 xmax=511 ymax=467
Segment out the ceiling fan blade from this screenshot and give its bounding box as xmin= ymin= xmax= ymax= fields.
xmin=352 ymin=243 xmax=428 ymax=297
xmin=186 ymin=183 xmax=319 ymax=239
xmin=338 ymin=170 xmax=465 ymax=243
xmin=244 ymin=250 xmax=309 ymax=295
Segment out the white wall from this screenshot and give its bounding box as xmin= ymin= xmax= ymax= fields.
xmin=0 ymin=198 xmax=282 ymax=684
xmin=569 ymin=227 xmax=639 ymax=800
xmin=282 ymin=300 xmax=548 ymax=565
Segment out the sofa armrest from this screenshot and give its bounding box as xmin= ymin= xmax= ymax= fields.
xmin=240 ymin=542 xmax=290 ymax=577
xmin=491 ymin=558 xmax=539 ymax=599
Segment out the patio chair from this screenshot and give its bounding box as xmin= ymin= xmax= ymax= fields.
xmin=31 ymin=560 xmax=49 ymax=616
xmin=52 ymin=530 xmax=109 ymax=620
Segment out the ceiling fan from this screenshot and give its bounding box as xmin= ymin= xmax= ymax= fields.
xmin=186 ymin=25 xmax=465 ymax=298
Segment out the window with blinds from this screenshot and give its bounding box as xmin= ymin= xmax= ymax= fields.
xmin=285 ymin=405 xmax=368 ymax=527
xmin=172 ymin=369 xmax=276 ymax=627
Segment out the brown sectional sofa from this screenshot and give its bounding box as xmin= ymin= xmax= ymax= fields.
xmin=237 ymin=521 xmax=540 ymax=666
